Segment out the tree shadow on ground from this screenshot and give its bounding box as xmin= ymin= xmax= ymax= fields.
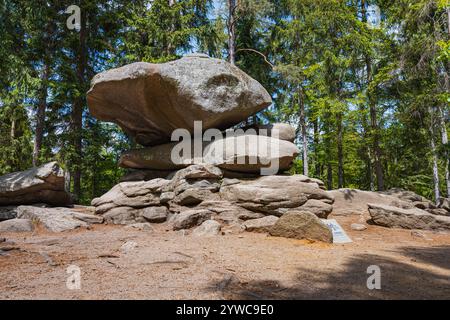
xmin=208 ymin=245 xmax=450 ymax=299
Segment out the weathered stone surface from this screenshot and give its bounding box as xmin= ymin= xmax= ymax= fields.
xmin=329 ymin=188 xmax=413 ymax=216
xmin=103 ymin=207 xmax=144 ymax=225
xmin=87 ymin=55 xmax=272 ymax=147
xmin=298 ymin=199 xmax=333 ymax=218
xmin=17 ymin=206 xmax=88 ymax=232
xmin=438 ymin=198 xmax=450 ymax=211
xmin=243 ymin=216 xmax=279 ymax=233
xmin=192 ymin=220 xmax=221 ymax=237
xmin=142 ymin=206 xmax=169 ymax=223
xmin=0 ymin=206 xmax=18 ymax=221
xmin=198 ymin=200 xmax=264 ymax=224
xmin=203 ymin=135 xmax=299 ymax=174
xmin=160 ymin=192 xmax=175 ymax=204
xmin=91 ymin=179 xmax=169 ymax=214
xmin=427 ymin=208 xmax=450 ymax=216
xmin=163 ymin=165 xmax=222 ymax=193
xmin=120 ymin=241 xmax=137 ymax=254
xmin=0 ymin=218 xmax=34 ymax=232
xmin=351 ymin=223 xmax=367 ymax=231
xmin=269 ymin=211 xmax=333 ymax=243
xmin=255 ymin=123 xmax=296 ymax=142
xmin=413 ymin=201 xmax=436 ymax=210
xmin=239 ymin=122 xmax=296 ymax=142
xmin=174 ymin=188 xmax=218 ymax=206
xmin=173 ymin=164 xmax=223 ymax=180
xmin=220 ymin=175 xmax=333 ymax=216
xmin=120 ymin=135 xmax=298 ymax=174
xmin=0 ymin=162 xmax=72 ymax=206
xmin=71 ymin=212 xmax=104 ymax=224
xmin=124 ymin=222 xmax=153 ymax=231
xmin=380 ymin=188 xmax=426 ymax=202
xmin=119 ymin=142 xmax=194 ymax=170
xmin=120 ymin=169 xmax=174 ymax=182
xmin=172 ymin=209 xmax=213 ymax=230
xmin=368 ymin=203 xmax=450 ymax=230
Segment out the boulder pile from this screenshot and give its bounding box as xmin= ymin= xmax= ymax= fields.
xmin=0 ymin=162 xmax=72 ymax=207
xmin=86 ymin=54 xmax=335 ymax=242
xmin=91 ymin=164 xmax=335 ymax=242
xmin=0 ymin=56 xmax=335 ymax=242
xmin=87 ymin=54 xmax=300 ymax=177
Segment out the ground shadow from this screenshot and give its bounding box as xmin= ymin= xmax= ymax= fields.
xmin=207 ymin=245 xmax=450 ymax=299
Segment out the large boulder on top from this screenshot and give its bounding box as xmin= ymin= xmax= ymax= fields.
xmin=0 ymin=162 xmax=72 ymax=207
xmin=87 ymin=54 xmax=272 ymax=147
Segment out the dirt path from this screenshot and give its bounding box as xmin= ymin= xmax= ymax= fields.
xmin=1 ymin=215 xmax=449 ymax=300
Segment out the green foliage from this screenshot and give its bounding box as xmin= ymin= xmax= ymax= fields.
xmin=0 ymin=0 xmax=448 ymax=203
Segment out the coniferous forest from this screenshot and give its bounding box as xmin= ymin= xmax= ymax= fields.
xmin=1 ymin=0 xmax=449 ymax=204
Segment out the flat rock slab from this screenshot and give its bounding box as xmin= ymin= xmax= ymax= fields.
xmin=220 ymin=175 xmax=334 ymax=215
xmin=17 ymin=206 xmax=92 ymax=232
xmin=119 ymin=134 xmax=299 ymax=174
xmin=87 ymin=55 xmax=272 ymax=146
xmin=243 ymin=215 xmax=279 ymax=233
xmin=0 ymin=218 xmax=34 ymax=232
xmin=0 ymin=162 xmax=72 ymax=206
xmin=368 ymin=203 xmax=450 ymax=230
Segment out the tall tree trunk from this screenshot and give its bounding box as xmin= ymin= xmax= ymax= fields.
xmin=228 ymin=0 xmax=236 ymax=65
xmin=313 ymin=118 xmax=320 ymax=177
xmin=327 ymin=162 xmax=333 ymax=190
xmin=298 ymin=87 xmax=308 ymax=176
xmin=337 ymin=112 xmax=344 ymax=188
xmin=370 ymin=100 xmax=384 ymax=191
xmin=429 ymin=107 xmax=441 ymax=204
xmin=71 ymin=6 xmax=88 ymax=202
xmin=166 ymin=0 xmax=176 ymax=56
xmin=362 ymin=0 xmax=383 ymax=191
xmin=359 ymin=103 xmax=374 ymax=190
xmin=366 ymin=62 xmax=384 ymax=190
xmin=438 ymin=105 xmax=449 ymax=198
xmin=430 ymin=130 xmax=441 ymax=204
xmin=33 ymin=62 xmax=49 ymax=167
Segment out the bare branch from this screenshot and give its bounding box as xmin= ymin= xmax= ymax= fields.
xmin=235 ymin=48 xmax=274 ymax=69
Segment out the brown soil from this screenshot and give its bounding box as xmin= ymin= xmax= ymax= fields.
xmin=1 ymin=213 xmax=449 ymax=300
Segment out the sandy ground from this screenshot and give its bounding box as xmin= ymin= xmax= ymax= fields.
xmin=0 ymin=212 xmax=449 ymax=300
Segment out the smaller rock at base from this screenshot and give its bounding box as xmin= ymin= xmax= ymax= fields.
xmin=243 ymin=216 xmax=279 ymax=233
xmin=172 ymin=209 xmax=212 ymax=230
xmin=0 ymin=218 xmax=34 ymax=232
xmin=124 ymin=223 xmax=153 ymax=231
xmin=351 ymin=223 xmax=367 ymax=231
xmin=192 ymin=220 xmax=221 ymax=237
xmin=120 ymin=241 xmax=138 ymax=254
xmin=142 ymin=206 xmax=169 ymax=223
xmin=269 ymin=211 xmax=333 ymax=243
xmin=160 ymin=192 xmax=175 ymax=204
